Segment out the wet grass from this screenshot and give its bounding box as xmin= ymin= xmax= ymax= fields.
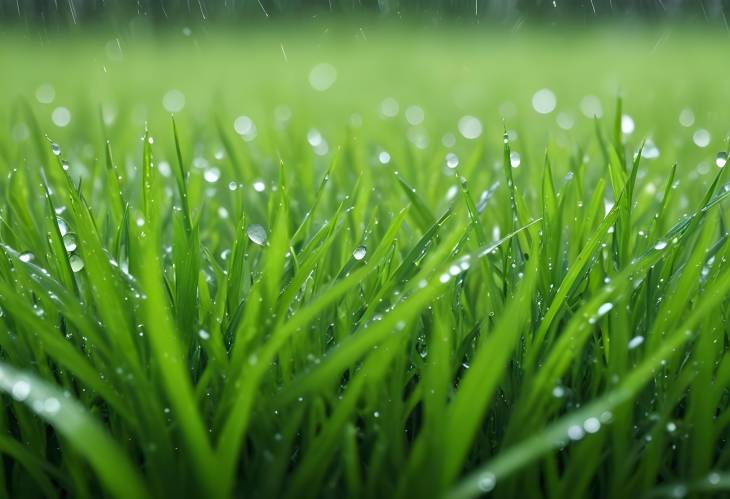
xmin=0 ymin=25 xmax=730 ymax=499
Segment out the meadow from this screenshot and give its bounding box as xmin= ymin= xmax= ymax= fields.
xmin=0 ymin=22 xmax=729 ymax=498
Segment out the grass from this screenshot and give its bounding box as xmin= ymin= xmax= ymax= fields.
xmin=0 ymin=23 xmax=730 ymax=499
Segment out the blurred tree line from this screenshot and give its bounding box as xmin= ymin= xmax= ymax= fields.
xmin=0 ymin=0 xmax=728 ymax=23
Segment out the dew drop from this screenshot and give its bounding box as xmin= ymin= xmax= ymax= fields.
xmin=253 ymin=180 xmax=266 ymax=192
xmin=654 ymin=240 xmax=668 ymax=250
xmin=246 ymin=224 xmax=267 ymax=246
xmin=62 ymin=233 xmax=77 ymax=252
xmin=203 ymin=168 xmax=221 ymax=183
xmin=628 ymin=335 xmax=645 ymax=350
xmin=532 ymin=88 xmax=557 ymax=114
xmin=715 ymin=152 xmax=727 ymax=169
xmin=50 ymin=143 xmax=62 ymax=156
xmin=509 ymin=151 xmax=521 ymax=168
xmin=477 ymin=472 xmax=496 ymax=493
xmin=596 ymin=302 xmax=613 ymax=318
xmin=19 ymin=252 xmax=34 ymax=263
xmin=567 ymin=424 xmax=585 ymax=440
xmin=445 ymin=152 xmax=459 ymax=169
xmin=693 ymin=129 xmax=711 ymax=148
xmin=352 ymin=245 xmax=367 ymax=261
xmin=43 ymin=397 xmax=61 ymax=415
xmin=457 ymin=115 xmax=482 ymax=140
xmin=198 ymin=329 xmax=210 ymax=340
xmin=69 ymin=254 xmax=85 ymax=272
xmin=583 ymin=417 xmax=601 ymax=434
xmin=11 ymin=380 xmax=31 ymax=401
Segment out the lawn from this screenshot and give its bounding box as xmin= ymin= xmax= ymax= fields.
xmin=0 ymin=22 xmax=729 ymax=499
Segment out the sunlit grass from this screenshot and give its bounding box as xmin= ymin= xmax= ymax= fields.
xmin=0 ymin=25 xmax=729 ymax=499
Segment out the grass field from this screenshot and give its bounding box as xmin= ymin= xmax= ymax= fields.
xmin=1 ymin=23 xmax=730 ymax=499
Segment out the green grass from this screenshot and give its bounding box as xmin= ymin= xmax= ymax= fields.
xmin=0 ymin=23 xmax=730 ymax=499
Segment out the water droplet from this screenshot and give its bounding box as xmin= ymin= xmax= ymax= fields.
xmin=477 ymin=472 xmax=496 ymax=493
xmin=35 ymin=83 xmax=55 ymax=104
xmin=378 ymin=151 xmax=391 ymax=164
xmin=458 ymin=115 xmax=482 ymax=140
xmin=707 ymin=472 xmax=721 ymax=485
xmin=715 ymin=152 xmax=727 ymax=169
xmin=162 ymin=89 xmax=185 ymax=113
xmin=51 ymin=143 xmax=62 ymax=156
xmin=19 ymin=252 xmax=34 ymax=263
xmin=509 ymin=151 xmax=521 ymax=168
xmin=693 ymin=129 xmax=711 ymax=148
xmin=61 ymin=160 xmax=70 ymax=171
xmin=234 ymin=115 xmax=254 ymax=135
xmin=621 ymin=115 xmax=635 ymax=135
xmin=666 ymin=421 xmax=677 ymax=433
xmin=379 ymin=97 xmax=399 ymax=118
xmin=253 ymin=180 xmax=266 ymax=192
xmin=62 ymin=233 xmax=77 ymax=252
xmin=445 ymin=152 xmax=459 ymax=169
xmin=654 ymin=240 xmax=668 ymax=250
xmin=43 ymin=397 xmax=61 ymax=415
xmin=352 ymin=245 xmax=367 ymax=261
xmin=678 ymin=108 xmax=695 ymax=127
xmin=583 ymin=417 xmax=601 ymax=433
xmin=203 ymin=168 xmax=221 ymax=183
xmin=246 ymin=224 xmax=267 ymax=246
xmin=11 ymin=380 xmax=31 ymax=401
xmin=567 ymin=424 xmax=585 ymax=440
xmin=552 ymin=386 xmax=565 ymax=398
xmin=580 ymin=95 xmax=603 ymax=118
xmin=308 ymin=63 xmax=337 ymax=91
xmin=405 ymin=105 xmax=425 ymax=126
xmin=69 ymin=254 xmax=85 ymax=272
xmin=228 ymin=181 xmax=239 ymax=191
xmin=51 ymin=107 xmax=71 ymax=127
xmin=198 ymin=329 xmax=210 ymax=340
xmin=628 ymin=335 xmax=645 ymax=350
xmin=532 ymin=88 xmax=556 ymax=114
xmin=641 ymin=139 xmax=660 ymax=159
xmin=596 ymin=302 xmax=613 ymax=317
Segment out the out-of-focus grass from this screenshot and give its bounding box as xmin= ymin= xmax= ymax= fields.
xmin=0 ymin=23 xmax=729 ymax=499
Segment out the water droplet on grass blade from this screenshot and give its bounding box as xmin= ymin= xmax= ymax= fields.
xmin=63 ymin=233 xmax=77 ymax=252
xmin=246 ymin=224 xmax=267 ymax=246
xmin=69 ymin=255 xmax=84 ymax=272
xmin=654 ymin=240 xmax=668 ymax=250
xmin=11 ymin=380 xmax=31 ymax=401
xmin=628 ymin=335 xmax=645 ymax=349
xmin=445 ymin=152 xmax=459 ymax=169
xmin=583 ymin=417 xmax=601 ymax=433
xmin=596 ymin=302 xmax=613 ymax=317
xmin=19 ymin=252 xmax=34 ymax=263
xmin=198 ymin=329 xmax=210 ymax=340
xmin=621 ymin=114 xmax=635 ymax=135
xmin=352 ymin=246 xmax=367 ymax=261
xmin=51 ymin=143 xmax=62 ymax=156
xmin=509 ymin=152 xmax=521 ymax=168
xmin=679 ymin=108 xmax=695 ymax=127
xmin=477 ymin=472 xmax=496 ymax=493
xmin=716 ymin=152 xmax=727 ymax=168
xmin=253 ymin=180 xmax=266 ymax=192
xmin=567 ymin=424 xmax=585 ymax=440
xmin=378 ymin=151 xmax=391 ymax=164
xmin=43 ymin=397 xmax=61 ymax=415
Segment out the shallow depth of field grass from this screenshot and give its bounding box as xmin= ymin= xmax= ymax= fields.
xmin=0 ymin=23 xmax=730 ymax=499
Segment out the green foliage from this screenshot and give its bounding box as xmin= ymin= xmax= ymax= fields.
xmin=0 ymin=26 xmax=729 ymax=499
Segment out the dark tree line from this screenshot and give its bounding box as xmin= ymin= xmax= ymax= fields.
xmin=0 ymin=0 xmax=728 ymax=24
